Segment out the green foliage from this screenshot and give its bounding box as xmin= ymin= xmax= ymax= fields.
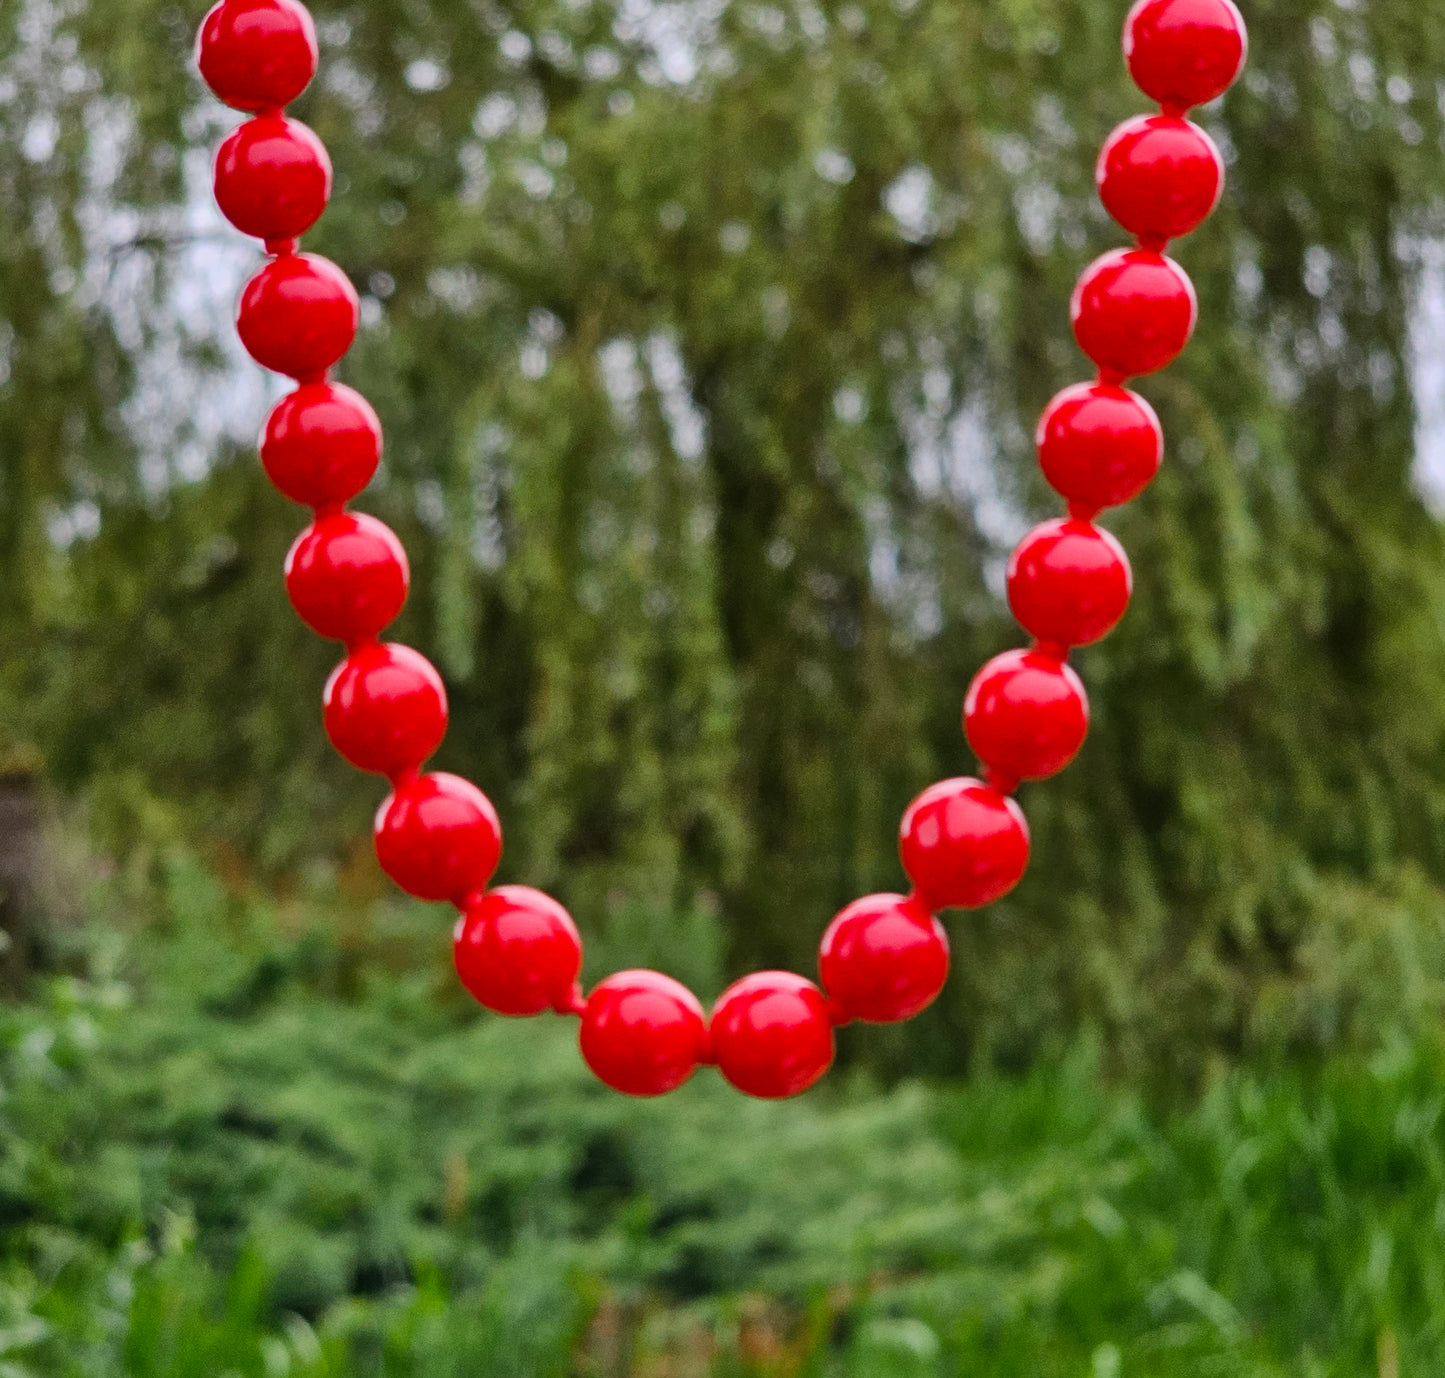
xmin=0 ymin=894 xmax=966 ymax=1318
xmin=8 ymin=3 xmax=1445 ymax=1369
xmin=6 ymin=0 xmax=1445 ymax=1078
xmin=4 ymin=886 xmax=1445 ymax=1374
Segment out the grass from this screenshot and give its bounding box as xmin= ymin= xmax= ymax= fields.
xmin=0 ymin=870 xmax=1443 ymax=1374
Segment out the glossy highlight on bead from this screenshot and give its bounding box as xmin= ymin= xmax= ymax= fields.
xmin=201 ymin=0 xmax=1245 ymax=1099
xmin=1124 ymin=0 xmax=1247 ymax=111
xmin=1097 ymin=114 xmax=1222 ymax=242
xmin=197 ymin=0 xmax=318 ymax=111
xmin=965 ymin=649 xmax=1090 ymax=783
xmin=580 ymin=971 xmax=708 ymax=1097
xmin=819 ymin=895 xmax=949 ymax=1024
xmin=214 ymin=115 xmax=332 ymax=241
xmin=284 ymin=512 xmax=409 ymax=642
xmin=376 ymin=772 xmax=502 ymax=903
xmin=1037 ymin=383 xmax=1163 ymax=512
xmin=900 ymin=778 xmax=1031 ymax=911
xmin=237 ymin=253 xmax=359 ymax=379
xmin=322 ymin=642 xmax=447 ymax=776
xmin=1072 ymin=248 xmax=1197 ymax=378
xmin=1007 ymin=519 xmax=1133 ymax=648
xmin=455 ymin=887 xmax=580 ymax=1016
xmin=261 ymin=383 xmax=382 ymax=506
xmin=710 ymin=973 xmax=835 ymax=1099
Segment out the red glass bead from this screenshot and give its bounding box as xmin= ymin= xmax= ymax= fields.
xmin=237 ymin=253 xmax=358 ymax=380
xmin=1097 ymin=115 xmax=1223 ymax=243
xmin=1124 ymin=0 xmax=1247 ymax=111
xmin=900 ymin=777 xmax=1030 ymax=910
xmin=197 ymin=0 xmax=318 ymax=112
xmin=376 ymin=773 xmax=502 ymax=903
xmin=964 ymin=648 xmax=1089 ymax=783
xmin=261 ymin=383 xmax=381 ymax=506
xmin=214 ymin=115 xmax=331 ymax=242
xmin=284 ymin=512 xmax=408 ymax=642
xmin=1036 ymin=383 xmax=1162 ymax=512
xmin=454 ymin=886 xmax=580 ymax=1016
xmin=322 ymin=642 xmax=447 ymax=776
xmin=819 ymin=894 xmax=948 ymax=1024
xmin=579 ymin=971 xmax=707 ymax=1097
xmin=709 ymin=972 xmax=834 ymax=1099
xmin=1071 ymin=248 xmax=1196 ymax=379
xmin=1007 ymin=519 xmax=1132 ymax=648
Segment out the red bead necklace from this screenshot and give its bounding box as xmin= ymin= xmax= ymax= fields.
xmin=197 ymin=0 xmax=1247 ymax=1099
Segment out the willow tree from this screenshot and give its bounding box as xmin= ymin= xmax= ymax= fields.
xmin=4 ymin=0 xmax=1445 ymax=1074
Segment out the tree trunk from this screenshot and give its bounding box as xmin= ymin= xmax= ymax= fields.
xmin=0 ymin=761 xmax=43 ymax=996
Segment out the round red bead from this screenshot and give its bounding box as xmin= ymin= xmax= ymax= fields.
xmin=1071 ymin=248 xmax=1196 ymax=379
xmin=284 ymin=512 xmax=408 ymax=642
xmin=819 ymin=895 xmax=949 ymax=1024
xmin=1097 ymin=115 xmax=1223 ymax=243
xmin=197 ymin=0 xmax=318 ymax=112
xmin=454 ymin=886 xmax=580 ymax=1017
xmin=1007 ymin=519 xmax=1132 ymax=648
xmin=1036 ymin=383 xmax=1162 ymax=512
xmin=322 ymin=642 xmax=447 ymax=776
xmin=261 ymin=383 xmax=381 ymax=506
xmin=900 ymin=777 xmax=1031 ymax=910
xmin=237 ymin=253 xmax=358 ymax=380
xmin=579 ymin=971 xmax=707 ymax=1097
xmin=1124 ymin=0 xmax=1247 ymax=111
xmin=214 ymin=115 xmax=331 ymax=241
xmin=964 ymin=649 xmax=1089 ymax=783
xmin=376 ymin=773 xmax=502 ymax=903
xmin=710 ymin=972 xmax=834 ymax=1099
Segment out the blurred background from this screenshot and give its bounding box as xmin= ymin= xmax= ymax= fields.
xmin=3 ymin=0 xmax=1445 ymax=1371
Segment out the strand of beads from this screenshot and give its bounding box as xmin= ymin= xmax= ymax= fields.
xmin=196 ymin=0 xmax=1244 ymax=1099
xmin=955 ymin=0 xmax=1246 ymax=810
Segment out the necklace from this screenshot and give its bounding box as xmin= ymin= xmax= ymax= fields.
xmin=195 ymin=0 xmax=1246 ymax=1098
